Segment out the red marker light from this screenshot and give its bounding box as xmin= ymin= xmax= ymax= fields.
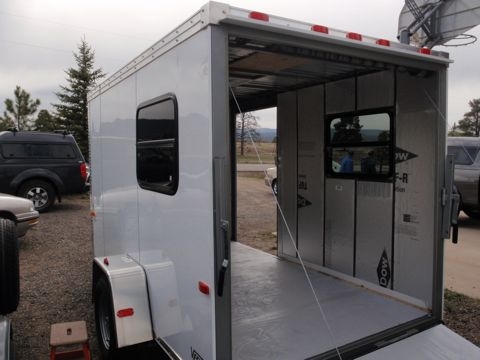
xmin=249 ymin=11 xmax=269 ymax=22
xmin=376 ymin=39 xmax=390 ymax=46
xmin=346 ymin=32 xmax=362 ymax=41
xmin=198 ymin=281 xmax=210 ymax=295
xmin=117 ymin=308 xmax=134 ymax=318
xmin=311 ymin=25 xmax=329 ymax=34
xmin=103 ymin=257 xmax=109 ymax=266
xmin=80 ymin=162 xmax=87 ymax=182
xmin=419 ymin=47 xmax=431 ymax=55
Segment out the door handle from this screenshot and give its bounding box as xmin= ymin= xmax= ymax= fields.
xmin=217 ymin=259 xmax=229 ymax=297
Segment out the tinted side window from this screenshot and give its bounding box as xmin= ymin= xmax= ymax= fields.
xmin=1 ymin=143 xmax=76 ymax=158
xmin=136 ymin=94 xmax=178 ymax=195
xmin=327 ymin=112 xmax=393 ymax=177
xmin=448 ymin=146 xmax=479 ymax=165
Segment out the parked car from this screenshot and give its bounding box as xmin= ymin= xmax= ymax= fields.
xmin=0 ymin=130 xmax=88 ymax=212
xmin=0 ymin=315 xmax=12 ymax=360
xmin=447 ymin=137 xmax=480 ymax=220
xmin=0 ymin=193 xmax=39 ymax=237
xmin=0 ymin=219 xmax=20 ymax=360
xmin=264 ymin=167 xmax=278 ymax=195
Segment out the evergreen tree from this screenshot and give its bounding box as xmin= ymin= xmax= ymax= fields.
xmin=0 ymin=116 xmax=14 ymax=131
xmin=53 ymin=39 xmax=105 ymax=159
xmin=332 ymin=115 xmax=363 ymax=143
xmin=34 ymin=109 xmax=59 ymax=132
xmin=457 ymin=99 xmax=480 ymax=136
xmin=448 ymin=122 xmax=462 ymax=137
xmin=1 ymin=85 xmax=40 ymax=130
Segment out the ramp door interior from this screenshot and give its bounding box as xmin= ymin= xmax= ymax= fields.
xmin=231 ymin=242 xmax=426 ymax=360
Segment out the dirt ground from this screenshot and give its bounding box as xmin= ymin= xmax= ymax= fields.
xmin=7 ymin=174 xmax=480 ymax=359
xmin=444 ymin=212 xmax=480 ymax=299
xmin=236 ymin=173 xmax=277 ymax=254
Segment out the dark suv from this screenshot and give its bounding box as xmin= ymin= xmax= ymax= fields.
xmin=0 ymin=131 xmax=88 ymax=212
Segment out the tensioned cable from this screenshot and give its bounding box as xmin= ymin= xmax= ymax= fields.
xmin=230 ymin=87 xmax=344 ymax=360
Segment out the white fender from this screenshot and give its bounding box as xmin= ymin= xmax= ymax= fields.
xmin=94 ymin=255 xmax=153 ymax=348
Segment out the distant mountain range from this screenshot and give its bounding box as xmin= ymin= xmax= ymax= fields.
xmin=257 ymin=128 xmax=277 ymax=142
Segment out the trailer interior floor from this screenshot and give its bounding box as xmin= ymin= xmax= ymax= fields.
xmin=231 ymin=242 xmax=427 ymax=360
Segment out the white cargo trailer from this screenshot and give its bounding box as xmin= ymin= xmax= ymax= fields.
xmin=88 ymin=2 xmax=480 ymax=359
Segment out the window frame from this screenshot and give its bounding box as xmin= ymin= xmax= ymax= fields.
xmin=136 ymin=93 xmax=179 ymax=196
xmin=325 ymin=108 xmax=395 ymax=180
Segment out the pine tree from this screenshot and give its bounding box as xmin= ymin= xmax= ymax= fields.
xmin=53 ymin=39 xmax=105 ymax=159
xmin=448 ymin=122 xmax=462 ymax=137
xmin=34 ymin=109 xmax=59 ymax=132
xmin=332 ymin=115 xmax=363 ymax=143
xmin=1 ymin=86 xmax=40 ymax=131
xmin=457 ymin=99 xmax=480 ymax=136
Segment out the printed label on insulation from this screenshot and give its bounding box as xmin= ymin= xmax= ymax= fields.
xmin=395 ymin=147 xmax=418 ymax=164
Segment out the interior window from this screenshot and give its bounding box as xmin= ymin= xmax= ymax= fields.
xmin=136 ymin=94 xmax=178 ymax=195
xmin=327 ymin=112 xmax=392 ymax=177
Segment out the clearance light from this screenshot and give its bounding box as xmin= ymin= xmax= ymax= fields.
xmin=346 ymin=32 xmax=362 ymax=41
xmin=90 ymin=210 xmax=96 ymax=217
xmin=198 ymin=281 xmax=210 ymax=295
xmin=419 ymin=47 xmax=432 ymax=55
xmin=249 ymin=11 xmax=269 ymax=22
xmin=311 ymin=25 xmax=329 ymax=34
xmin=103 ymin=257 xmax=109 ymax=266
xmin=117 ymin=308 xmax=134 ymax=318
xmin=80 ymin=162 xmax=88 ymax=182
xmin=376 ymin=39 xmax=390 ymax=46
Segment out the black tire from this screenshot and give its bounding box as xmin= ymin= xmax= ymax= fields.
xmin=271 ymin=179 xmax=278 ymax=196
xmin=0 ymin=219 xmax=20 ymax=315
xmin=18 ymin=180 xmax=55 ymax=212
xmin=95 ymin=276 xmax=119 ymax=359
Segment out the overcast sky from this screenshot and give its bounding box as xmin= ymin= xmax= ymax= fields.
xmin=0 ymin=0 xmax=479 ymax=129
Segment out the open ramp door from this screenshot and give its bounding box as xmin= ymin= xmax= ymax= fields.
xmin=359 ymin=325 xmax=480 ymax=359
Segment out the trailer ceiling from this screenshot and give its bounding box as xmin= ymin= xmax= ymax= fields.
xmin=228 ymin=35 xmax=394 ymax=112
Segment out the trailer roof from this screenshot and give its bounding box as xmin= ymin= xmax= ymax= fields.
xmin=88 ymin=1 xmax=451 ymax=101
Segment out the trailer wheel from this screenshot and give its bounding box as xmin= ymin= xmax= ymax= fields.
xmin=18 ymin=180 xmax=55 ymax=213
xmin=0 ymin=219 xmax=20 ymax=315
xmin=271 ymin=179 xmax=278 ymax=196
xmin=95 ymin=276 xmax=118 ymax=359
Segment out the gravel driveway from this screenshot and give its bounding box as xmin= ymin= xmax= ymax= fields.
xmin=10 ymin=194 xmax=97 ymax=359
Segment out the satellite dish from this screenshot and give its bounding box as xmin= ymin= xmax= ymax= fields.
xmin=398 ymin=0 xmax=480 ymax=48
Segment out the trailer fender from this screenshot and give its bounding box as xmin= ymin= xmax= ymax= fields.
xmin=93 ymin=255 xmax=153 ymax=348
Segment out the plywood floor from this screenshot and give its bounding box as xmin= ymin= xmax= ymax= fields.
xmin=231 ymin=242 xmax=426 ymax=360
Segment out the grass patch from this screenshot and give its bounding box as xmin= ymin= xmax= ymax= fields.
xmin=237 ymin=154 xmax=275 ymax=164
xmin=237 ymin=171 xmax=266 ymax=179
xmin=237 ymin=141 xmax=276 ymax=164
